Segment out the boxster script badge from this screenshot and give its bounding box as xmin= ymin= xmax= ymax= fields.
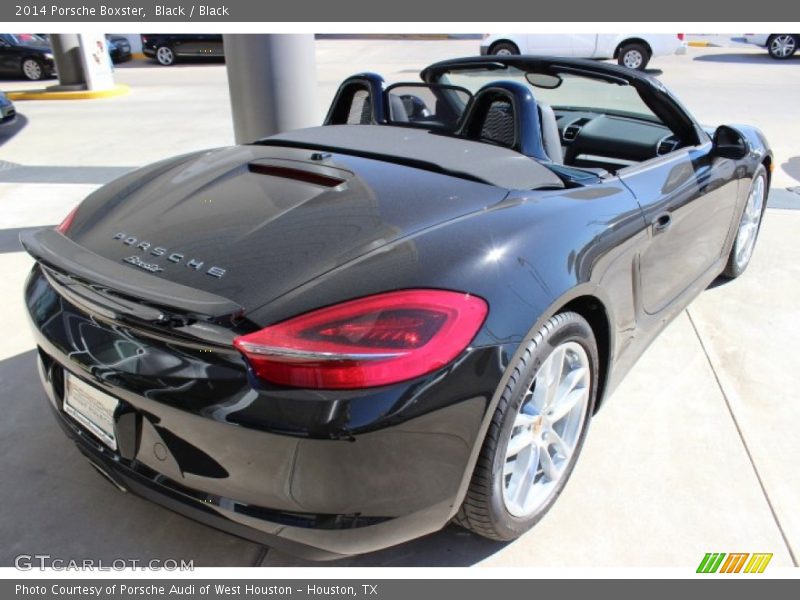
xmin=123 ymin=255 xmax=164 ymax=273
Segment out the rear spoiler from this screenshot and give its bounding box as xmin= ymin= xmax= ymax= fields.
xmin=20 ymin=228 xmax=243 ymax=319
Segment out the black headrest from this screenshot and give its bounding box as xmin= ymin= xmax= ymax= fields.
xmin=457 ymin=80 xmax=547 ymax=159
xmin=324 ymin=72 xmax=386 ymax=125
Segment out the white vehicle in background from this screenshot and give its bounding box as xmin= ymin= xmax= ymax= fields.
xmin=480 ymin=34 xmax=687 ymax=70
xmin=743 ymin=34 xmax=799 ymax=59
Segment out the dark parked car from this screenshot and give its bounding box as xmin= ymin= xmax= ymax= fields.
xmin=107 ymin=35 xmax=132 ymax=64
xmin=0 ymin=33 xmax=56 ymax=80
xmin=141 ymin=34 xmax=224 ymax=66
xmin=0 ymin=91 xmax=16 ymax=126
xmin=22 ymin=56 xmax=771 ymax=558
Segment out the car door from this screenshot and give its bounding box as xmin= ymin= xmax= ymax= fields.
xmin=0 ymin=36 xmax=20 ymax=74
xmin=618 ymin=143 xmax=741 ymax=315
xmin=569 ymin=35 xmax=600 ymax=58
xmin=169 ymin=35 xmax=193 ymax=56
xmin=523 ymin=34 xmax=573 ymax=56
xmin=206 ymin=34 xmax=224 ymax=57
xmin=180 ymin=34 xmax=221 ymax=57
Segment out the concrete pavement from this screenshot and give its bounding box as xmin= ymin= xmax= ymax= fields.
xmin=0 ymin=39 xmax=797 ymax=568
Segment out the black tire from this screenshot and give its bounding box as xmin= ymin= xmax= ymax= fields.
xmin=21 ymin=57 xmax=44 ymax=81
xmin=454 ymin=311 xmax=598 ymax=541
xmin=722 ymin=165 xmax=768 ymax=279
xmin=155 ymin=45 xmax=176 ymax=66
xmin=489 ymin=41 xmax=520 ymax=56
xmin=617 ymin=42 xmax=650 ymax=70
xmin=767 ymin=34 xmax=798 ymax=60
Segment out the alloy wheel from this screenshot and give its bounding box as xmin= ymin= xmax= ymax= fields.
xmin=502 ymin=341 xmax=591 ymax=517
xmin=769 ymin=35 xmax=797 ymax=58
xmin=22 ymin=59 xmax=43 ymax=80
xmin=156 ymin=46 xmax=175 ymax=66
xmin=734 ymin=175 xmax=766 ymax=271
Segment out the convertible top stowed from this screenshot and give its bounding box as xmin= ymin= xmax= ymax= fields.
xmin=263 ymin=125 xmax=565 ymax=190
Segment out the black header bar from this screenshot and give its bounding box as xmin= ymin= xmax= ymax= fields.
xmin=1 ymin=0 xmax=796 ymax=23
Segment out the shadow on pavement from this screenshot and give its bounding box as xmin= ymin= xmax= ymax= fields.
xmin=0 ymin=113 xmax=28 ymax=146
xmin=706 ymin=275 xmax=730 ymax=290
xmin=0 ymin=226 xmax=48 ymax=254
xmin=694 ymin=53 xmax=800 ymax=64
xmin=115 ymin=57 xmax=226 ymax=70
xmin=781 ymin=156 xmax=800 ymax=185
xmin=265 ymin=526 xmax=508 ymax=567
xmin=0 ymin=349 xmax=263 ymax=567
xmin=0 ymin=75 xmax=58 ymax=83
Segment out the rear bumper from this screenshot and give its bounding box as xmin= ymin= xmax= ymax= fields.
xmin=111 ymin=50 xmax=132 ymax=63
xmin=25 ymin=265 xmax=510 ymax=557
xmin=45 ymin=389 xmax=455 ymax=560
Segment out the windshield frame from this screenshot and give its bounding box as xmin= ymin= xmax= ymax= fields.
xmin=436 ymin=64 xmax=663 ymax=125
xmin=421 ymin=56 xmax=706 ymax=148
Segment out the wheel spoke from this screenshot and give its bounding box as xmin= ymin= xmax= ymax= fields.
xmin=547 ymin=428 xmax=571 ymax=461
xmin=513 ymin=408 xmax=537 ymax=428
xmin=506 ymin=427 xmax=534 ymax=457
xmin=542 ymin=346 xmax=566 ymax=410
xmin=511 ymin=445 xmax=540 ymax=508
xmin=550 ymin=386 xmax=588 ymax=424
xmin=539 ymin=446 xmax=560 ymax=482
xmin=734 ymin=176 xmax=765 ymax=270
xmin=739 ymin=223 xmax=755 ymax=249
xmin=548 ymin=366 xmax=586 ymax=419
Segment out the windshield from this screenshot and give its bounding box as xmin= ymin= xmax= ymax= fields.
xmin=385 ymin=83 xmax=472 ymax=131
xmin=439 ymin=66 xmax=662 ymax=123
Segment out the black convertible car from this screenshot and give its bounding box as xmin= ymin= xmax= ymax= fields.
xmin=21 ymin=56 xmax=770 ymax=558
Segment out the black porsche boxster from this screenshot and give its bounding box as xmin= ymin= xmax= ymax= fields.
xmin=21 ymin=56 xmax=771 ymax=558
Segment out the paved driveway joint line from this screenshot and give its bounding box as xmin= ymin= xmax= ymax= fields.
xmin=686 ymin=308 xmax=798 ymax=566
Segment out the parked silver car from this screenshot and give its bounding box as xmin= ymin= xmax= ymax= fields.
xmin=743 ymin=34 xmax=799 ymax=59
xmin=480 ymin=33 xmax=687 ymax=70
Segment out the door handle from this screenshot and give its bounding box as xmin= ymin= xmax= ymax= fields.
xmin=652 ymin=212 xmax=672 ymax=234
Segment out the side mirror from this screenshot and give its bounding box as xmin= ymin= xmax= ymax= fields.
xmin=712 ymin=125 xmax=748 ymax=160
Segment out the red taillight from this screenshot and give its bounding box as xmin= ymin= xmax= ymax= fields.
xmin=677 ymin=33 xmax=685 ymax=41
xmin=56 ymin=205 xmax=79 ymax=234
xmin=233 ymin=289 xmax=488 ymax=389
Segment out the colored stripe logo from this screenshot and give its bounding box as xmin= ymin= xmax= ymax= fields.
xmin=697 ymin=553 xmax=773 ymax=573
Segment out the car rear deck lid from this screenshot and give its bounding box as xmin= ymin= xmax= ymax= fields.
xmin=261 ymin=125 xmax=565 ymax=191
xmin=20 ymin=228 xmax=243 ymax=319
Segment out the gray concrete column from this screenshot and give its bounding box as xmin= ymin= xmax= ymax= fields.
xmin=49 ymin=34 xmax=86 ymax=87
xmin=223 ymin=34 xmax=318 ymax=144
